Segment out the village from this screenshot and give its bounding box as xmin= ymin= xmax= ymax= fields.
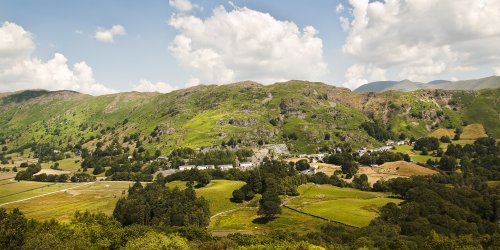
xmin=151 ymin=138 xmax=414 ymax=181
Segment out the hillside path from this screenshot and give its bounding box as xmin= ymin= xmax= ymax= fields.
xmin=0 ymin=182 xmax=94 ymax=207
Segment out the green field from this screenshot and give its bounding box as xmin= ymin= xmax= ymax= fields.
xmin=391 ymin=145 xmax=441 ymax=163
xmin=1 ymin=181 xmax=131 ymax=222
xmin=166 ymin=179 xmax=246 ymax=215
xmin=41 ymin=157 xmax=82 ymax=171
xmin=210 ymin=183 xmax=401 ymax=233
xmin=0 ymin=181 xmax=81 ymax=203
xmin=209 ymin=207 xmax=326 ymax=235
xmin=285 ymin=184 xmax=401 ymax=227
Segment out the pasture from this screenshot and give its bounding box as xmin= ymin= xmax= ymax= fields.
xmin=1 ymin=181 xmax=131 ymax=222
xmin=210 ymin=183 xmax=402 ymax=233
xmin=166 ymin=179 xmax=246 ymax=215
xmin=286 ymin=184 xmax=402 ymax=227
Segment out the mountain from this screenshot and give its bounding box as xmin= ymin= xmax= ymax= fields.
xmin=354 ymin=76 xmax=500 ymax=92
xmin=0 ymin=81 xmax=498 ymax=154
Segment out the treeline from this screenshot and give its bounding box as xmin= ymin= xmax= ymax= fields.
xmin=14 ymin=163 xmax=95 ymax=182
xmin=113 ymin=182 xmax=210 ymax=227
xmin=359 ymin=151 xmax=411 ymax=165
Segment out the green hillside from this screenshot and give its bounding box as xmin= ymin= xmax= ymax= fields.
xmin=0 ymin=81 xmax=498 ymax=155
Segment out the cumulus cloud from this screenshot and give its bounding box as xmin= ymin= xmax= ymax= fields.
xmin=335 ymin=3 xmax=344 ymax=13
xmin=169 ymin=0 xmax=199 ymax=12
xmin=341 ymin=0 xmax=500 ymax=87
xmin=133 ymin=79 xmax=177 ymax=93
xmin=0 ymin=21 xmax=115 ymax=95
xmin=168 ymin=5 xmax=328 ymax=85
xmin=343 ymin=64 xmax=386 ymax=89
xmin=94 ymin=25 xmax=126 ymax=43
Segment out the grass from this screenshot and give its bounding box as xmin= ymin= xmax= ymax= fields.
xmin=209 ymin=207 xmax=326 ymax=235
xmin=166 ymin=179 xmax=246 ymax=215
xmin=301 ymin=198 xmax=399 ymax=227
xmin=41 ymin=157 xmax=82 ymax=172
xmin=0 ymin=181 xmax=81 ymax=203
xmin=391 ymin=145 xmax=441 ymax=163
xmin=287 ymin=184 xmax=402 ymax=227
xmin=461 ymin=124 xmax=488 ymax=140
xmin=1 ymin=182 xmax=131 ymax=222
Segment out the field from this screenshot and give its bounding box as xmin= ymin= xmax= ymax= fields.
xmin=211 ymin=183 xmax=402 ymax=234
xmin=1 ymin=181 xmax=132 ymax=222
xmin=2 ymin=179 xmax=401 ymax=233
xmin=461 ymin=124 xmax=488 ymax=140
xmin=286 ymin=184 xmax=402 ymax=227
xmin=0 ymin=180 xmax=81 ymax=204
xmin=431 ymin=128 xmax=455 ymax=138
xmin=358 ymin=161 xmax=438 ymax=184
xmin=41 ymin=157 xmax=82 ymax=172
xmin=390 ymin=145 xmax=441 ymax=163
xmin=166 ymin=179 xmax=246 ymax=215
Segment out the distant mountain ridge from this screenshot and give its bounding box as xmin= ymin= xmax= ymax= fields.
xmin=354 ymin=76 xmax=500 ymax=92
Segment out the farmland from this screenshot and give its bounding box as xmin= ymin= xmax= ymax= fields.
xmin=210 ymin=183 xmax=402 ymax=233
xmin=0 ymin=181 xmax=131 ymax=222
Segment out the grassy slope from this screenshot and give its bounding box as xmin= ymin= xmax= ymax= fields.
xmin=287 ymin=184 xmax=402 ymax=227
xmin=1 ymin=181 xmax=131 ymax=222
xmin=166 ymin=179 xmax=246 ymax=215
xmin=0 ymin=85 xmax=498 ymax=156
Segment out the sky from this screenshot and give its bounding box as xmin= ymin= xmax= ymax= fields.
xmin=0 ymin=0 xmax=499 ymax=95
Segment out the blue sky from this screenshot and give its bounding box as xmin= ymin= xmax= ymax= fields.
xmin=0 ymin=0 xmax=499 ymax=94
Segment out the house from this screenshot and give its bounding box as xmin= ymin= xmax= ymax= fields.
xmin=218 ymin=164 xmax=233 ymax=171
xmin=239 ymin=162 xmax=254 ymax=170
xmin=157 ymin=156 xmax=168 ymax=160
xmin=127 ymin=156 xmax=133 ymax=160
xmin=179 ymin=165 xmax=195 ymax=171
xmin=300 ymin=169 xmax=315 ymax=175
xmin=386 ymin=140 xmax=395 ymax=146
xmin=53 ymin=150 xmax=61 ymax=154
xmin=197 ymin=165 xmax=215 ymax=170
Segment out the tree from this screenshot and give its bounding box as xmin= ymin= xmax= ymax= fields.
xmin=258 ymin=178 xmax=281 ymax=218
xmin=295 ymin=159 xmax=310 ymax=171
xmin=353 ymin=174 xmax=371 ymax=191
xmin=440 ymin=136 xmax=451 ymax=143
xmin=453 ymin=128 xmax=462 ymax=140
xmin=438 ymin=155 xmax=457 ymax=172
xmin=232 ymin=189 xmax=245 ymax=203
xmin=414 ymin=137 xmax=439 ymax=151
xmin=0 ymin=208 xmax=27 ymax=249
xmin=124 ymin=231 xmax=190 ymax=250
xmin=197 ymin=171 xmax=212 ymax=187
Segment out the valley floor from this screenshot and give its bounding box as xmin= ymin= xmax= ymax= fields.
xmin=0 ymin=179 xmax=401 ymax=234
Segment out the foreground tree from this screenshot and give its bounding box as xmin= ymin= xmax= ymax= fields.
xmin=258 ymin=178 xmax=282 ymax=218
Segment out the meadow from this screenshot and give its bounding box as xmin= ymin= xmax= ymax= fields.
xmin=1 ymin=181 xmax=131 ymax=222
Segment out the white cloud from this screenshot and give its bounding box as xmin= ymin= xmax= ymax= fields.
xmin=133 ymin=79 xmax=177 ymax=93
xmin=342 ymin=0 xmax=500 ymax=82
xmin=169 ymin=0 xmax=199 ymax=12
xmin=168 ymin=6 xmax=328 ymax=85
xmin=335 ymin=3 xmax=344 ymax=13
xmin=0 ymin=21 xmax=115 ymax=95
xmin=494 ymin=67 xmax=500 ymax=76
xmin=94 ymin=25 xmax=126 ymax=43
xmin=343 ymin=64 xmax=386 ymax=89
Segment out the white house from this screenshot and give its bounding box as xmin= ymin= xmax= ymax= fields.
xmin=197 ymin=165 xmax=215 ymax=170
xmin=127 ymin=156 xmax=133 ymax=160
xmin=218 ymin=164 xmax=233 ymax=171
xmin=157 ymin=156 xmax=168 ymax=160
xmin=239 ymin=162 xmax=254 ymax=170
xmin=179 ymin=165 xmax=195 ymax=171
